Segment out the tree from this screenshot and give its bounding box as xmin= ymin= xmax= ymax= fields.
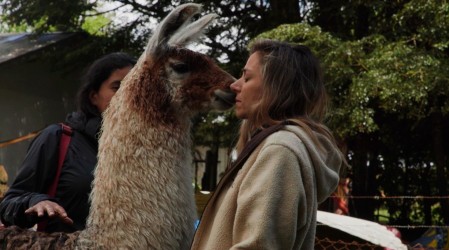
xmin=0 ymin=0 xmax=307 ymax=152
xmin=1 ymin=0 xmax=306 ymax=73
xmin=3 ymin=0 xmax=448 ymax=231
xmin=257 ymin=0 xmax=449 ymax=228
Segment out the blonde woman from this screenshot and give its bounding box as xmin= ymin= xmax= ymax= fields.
xmin=192 ymin=40 xmax=346 ymax=249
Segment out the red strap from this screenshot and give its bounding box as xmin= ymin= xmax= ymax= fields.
xmin=37 ymin=123 xmax=72 ymax=232
xmin=47 ymin=124 xmax=72 ymax=197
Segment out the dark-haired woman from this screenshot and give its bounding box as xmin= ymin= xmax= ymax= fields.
xmin=191 ymin=40 xmax=346 ymax=249
xmin=0 ymin=52 xmax=136 ymax=233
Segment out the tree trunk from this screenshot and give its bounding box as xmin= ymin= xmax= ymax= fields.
xmin=421 ymin=165 xmax=432 ymax=225
xmin=431 ymin=112 xmax=449 ymax=224
xmin=350 ymin=135 xmax=377 ymax=221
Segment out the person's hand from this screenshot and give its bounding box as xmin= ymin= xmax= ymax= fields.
xmin=25 ymin=200 xmax=73 ymax=225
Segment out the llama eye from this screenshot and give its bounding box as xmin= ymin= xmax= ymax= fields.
xmin=171 ymin=63 xmax=189 ymax=74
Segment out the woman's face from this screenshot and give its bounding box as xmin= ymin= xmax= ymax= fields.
xmin=90 ymin=66 xmax=133 ymax=113
xmin=230 ymin=52 xmax=264 ymax=119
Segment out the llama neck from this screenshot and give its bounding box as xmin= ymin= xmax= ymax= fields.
xmin=78 ymin=92 xmax=196 ymax=249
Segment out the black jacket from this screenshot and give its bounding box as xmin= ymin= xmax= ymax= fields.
xmin=0 ymin=112 xmax=100 ymax=233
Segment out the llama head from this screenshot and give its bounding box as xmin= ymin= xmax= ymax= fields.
xmin=122 ymin=3 xmax=235 ymax=125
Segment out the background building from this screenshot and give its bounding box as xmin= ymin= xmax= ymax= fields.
xmin=0 ymin=32 xmax=88 ymax=185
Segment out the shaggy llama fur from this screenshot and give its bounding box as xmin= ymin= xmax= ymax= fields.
xmin=0 ymin=3 xmax=235 ymax=249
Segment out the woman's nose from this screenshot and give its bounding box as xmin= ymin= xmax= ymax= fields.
xmin=230 ymin=79 xmax=241 ymax=93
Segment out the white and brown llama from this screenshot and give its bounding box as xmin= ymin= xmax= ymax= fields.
xmin=0 ymin=3 xmax=235 ymax=249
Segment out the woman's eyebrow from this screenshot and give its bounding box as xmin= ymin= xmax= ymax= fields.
xmin=240 ymin=68 xmax=246 ymax=77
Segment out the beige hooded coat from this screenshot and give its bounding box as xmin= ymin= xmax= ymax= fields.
xmin=191 ymin=125 xmax=343 ymax=250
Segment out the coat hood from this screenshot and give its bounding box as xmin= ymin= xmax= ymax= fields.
xmin=65 ymin=111 xmax=101 ymax=143
xmin=284 ymin=125 xmax=343 ymax=203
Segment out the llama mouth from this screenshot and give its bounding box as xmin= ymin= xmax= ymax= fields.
xmin=213 ymin=89 xmax=235 ymax=110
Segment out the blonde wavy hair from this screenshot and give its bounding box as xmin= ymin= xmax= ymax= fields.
xmin=235 ymin=39 xmax=338 ymax=155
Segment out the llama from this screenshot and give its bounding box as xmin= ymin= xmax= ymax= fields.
xmin=0 ymin=3 xmax=235 ymax=249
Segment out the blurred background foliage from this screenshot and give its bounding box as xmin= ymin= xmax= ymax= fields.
xmin=1 ymin=0 xmax=448 ymax=239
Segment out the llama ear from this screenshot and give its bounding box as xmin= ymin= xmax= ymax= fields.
xmin=168 ymin=13 xmax=217 ymax=47
xmin=145 ymin=3 xmax=203 ymax=53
